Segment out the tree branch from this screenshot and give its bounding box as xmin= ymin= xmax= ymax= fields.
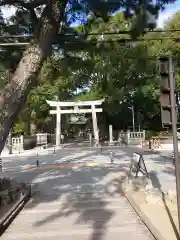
xmin=37 ymin=0 xmax=67 ymax=56
xmin=0 ymin=0 xmax=46 ymax=9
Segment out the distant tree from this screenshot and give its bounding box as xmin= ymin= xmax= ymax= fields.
xmin=0 ymin=0 xmax=175 ymax=151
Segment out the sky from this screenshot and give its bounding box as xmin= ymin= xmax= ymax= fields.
xmin=1 ymin=2 xmax=180 ymax=28
xmin=157 ymin=0 xmax=180 ymax=27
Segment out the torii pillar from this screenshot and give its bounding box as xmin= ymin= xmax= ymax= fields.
xmin=56 ymin=106 xmax=61 ymax=146
xmin=91 ymin=104 xmax=99 ymax=146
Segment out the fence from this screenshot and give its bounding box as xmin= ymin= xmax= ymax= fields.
xmin=6 ymin=135 xmax=24 ymax=153
xmin=118 ymin=130 xmax=145 ymax=145
xmin=36 ymin=133 xmax=56 ymax=148
xmin=36 ymin=133 xmax=48 ymax=146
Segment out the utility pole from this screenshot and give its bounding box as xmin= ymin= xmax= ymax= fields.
xmin=159 ymin=55 xmax=180 ymax=234
xmin=169 ymin=55 xmax=180 ymax=234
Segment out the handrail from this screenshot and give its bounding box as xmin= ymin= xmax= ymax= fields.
xmin=0 ymin=185 xmax=31 ymax=232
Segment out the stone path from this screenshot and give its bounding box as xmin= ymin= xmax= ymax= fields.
xmin=0 ymin=148 xmax=155 ymax=240
xmin=138 ymin=150 xmax=175 ymax=194
xmin=0 ymin=147 xmax=176 ymax=194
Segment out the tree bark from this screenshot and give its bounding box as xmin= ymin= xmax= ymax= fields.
xmin=0 ymin=0 xmax=67 ymax=153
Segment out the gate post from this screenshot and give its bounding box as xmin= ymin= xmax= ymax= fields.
xmin=109 ymin=125 xmax=114 ymax=145
xmin=143 ymin=130 xmax=146 ymax=141
xmin=91 ymin=104 xmax=99 ymax=147
xmin=20 ymin=135 xmax=24 ymax=151
xmin=0 ymin=158 xmax=2 ymax=172
xmin=126 ymin=130 xmax=130 ymax=145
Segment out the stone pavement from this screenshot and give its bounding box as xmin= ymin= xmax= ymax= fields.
xmin=0 ymin=146 xmax=176 ymax=196
xmin=141 ymin=150 xmax=175 ymax=196
xmin=0 ymin=147 xmax=157 ymax=240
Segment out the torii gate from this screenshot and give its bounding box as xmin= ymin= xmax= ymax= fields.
xmin=46 ymin=99 xmax=104 ymax=146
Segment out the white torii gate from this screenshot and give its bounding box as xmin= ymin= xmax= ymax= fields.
xmin=46 ymin=99 xmax=104 ymax=146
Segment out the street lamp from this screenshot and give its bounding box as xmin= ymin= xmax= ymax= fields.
xmin=128 ymin=105 xmax=135 ymax=132
xmin=120 ymin=100 xmax=135 ymax=132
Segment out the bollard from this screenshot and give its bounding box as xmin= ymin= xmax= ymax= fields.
xmin=109 ymin=151 xmax=114 ymax=163
xmin=0 ymin=158 xmax=2 ymax=172
xmin=149 ymin=139 xmax=152 ymax=149
xmin=53 ymin=145 xmax=56 ymax=154
xmin=173 ymin=152 xmax=175 ymax=165
xmin=9 ymin=144 xmax=12 ymax=154
xmin=36 ymin=159 xmax=39 ymax=167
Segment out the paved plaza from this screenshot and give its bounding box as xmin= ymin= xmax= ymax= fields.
xmin=1 ymin=146 xmax=176 ymax=194
xmin=0 ymin=146 xmax=176 ymax=239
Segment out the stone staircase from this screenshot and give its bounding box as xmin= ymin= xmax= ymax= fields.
xmin=1 ymin=177 xmax=155 ymax=240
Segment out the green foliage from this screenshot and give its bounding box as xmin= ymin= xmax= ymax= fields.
xmin=11 ymin=12 xmax=167 ymax=131
xmin=13 ymin=122 xmax=26 ymax=134
xmin=75 ymin=88 xmax=103 ymax=101
xmin=0 ymin=1 xmax=179 ymax=133
xmin=145 ymin=130 xmax=159 ymax=140
xmin=72 ymin=13 xmax=161 ymax=130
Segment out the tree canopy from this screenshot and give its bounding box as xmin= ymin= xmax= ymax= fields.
xmin=0 ymin=0 xmax=177 ymax=147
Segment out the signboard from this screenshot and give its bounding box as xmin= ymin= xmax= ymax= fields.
xmin=69 ymin=114 xmax=87 ymax=124
xmin=129 ymin=152 xmax=149 ymax=178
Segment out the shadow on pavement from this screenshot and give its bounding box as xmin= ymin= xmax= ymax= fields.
xmin=1 ymin=150 xmax=131 ymax=240
xmin=149 ymin=171 xmax=179 ymax=240
xmin=0 ymin=146 xmax=177 ymax=240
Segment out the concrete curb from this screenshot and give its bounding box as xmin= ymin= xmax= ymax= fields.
xmin=0 ymin=184 xmax=31 ymax=235
xmin=125 ymin=190 xmax=166 ymax=240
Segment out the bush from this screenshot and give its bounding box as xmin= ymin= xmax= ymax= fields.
xmin=145 ymin=130 xmax=159 ymax=140
xmin=23 ymin=136 xmax=36 ymax=150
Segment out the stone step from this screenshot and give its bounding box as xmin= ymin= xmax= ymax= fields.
xmin=6 ymin=205 xmax=138 ymax=230
xmin=6 ymin=219 xmax=140 ymax=233
xmin=30 ymin=191 xmax=122 ymax=198
xmin=30 ymin=183 xmax=122 ymax=195
xmin=16 ymin=204 xmax=135 ymax=217
xmin=3 ymin=224 xmax=153 ymax=240
xmin=1 ymin=192 xmax=151 ymax=238
xmin=22 ymin=204 xmax=133 ymax=213
xmin=26 ymin=197 xmax=128 ymax=210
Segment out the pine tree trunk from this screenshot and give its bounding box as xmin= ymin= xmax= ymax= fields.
xmin=0 ymin=0 xmax=67 ymax=153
